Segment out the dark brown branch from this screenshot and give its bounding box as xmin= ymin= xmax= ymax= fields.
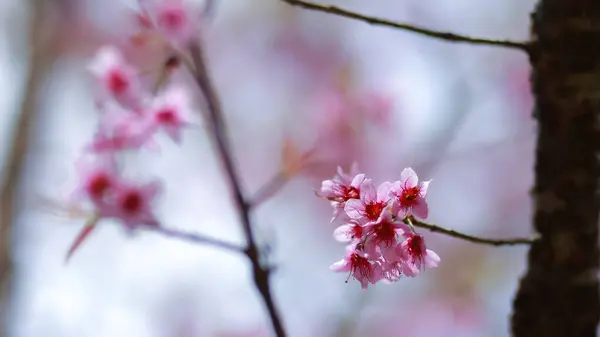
xmin=407 ymin=217 xmax=535 ymax=246
xmin=280 ymin=0 xmax=530 ymax=51
xmin=188 ymin=44 xmax=287 ymax=337
xmin=152 ymin=227 xmax=246 ymax=254
xmin=510 ymin=1 xmax=600 ymax=337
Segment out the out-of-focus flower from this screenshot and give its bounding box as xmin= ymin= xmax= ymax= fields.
xmin=88 ymin=45 xmax=143 ymax=111
xmin=140 ymin=0 xmax=202 ymax=47
xmin=72 ymin=154 xmax=120 ymax=207
xmin=146 ymin=85 xmax=196 ymax=143
xmin=88 ymin=108 xmax=157 ymax=153
xmin=101 ymin=179 xmax=162 ymax=231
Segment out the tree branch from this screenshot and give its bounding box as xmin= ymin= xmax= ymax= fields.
xmin=0 ymin=1 xmax=53 ymax=334
xmin=406 ymin=217 xmax=535 ymax=246
xmin=510 ymin=1 xmax=600 ymax=336
xmin=188 ymin=43 xmax=287 ymax=337
xmin=152 ymin=227 xmax=246 ymax=254
xmin=279 ymin=0 xmax=530 ymax=51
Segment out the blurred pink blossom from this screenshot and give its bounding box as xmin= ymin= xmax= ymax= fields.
xmin=146 ymin=86 xmax=197 ymax=144
xmin=101 ymin=179 xmax=163 ymax=230
xmin=139 ymin=0 xmax=202 ymax=47
xmin=88 ymin=45 xmax=144 ymax=111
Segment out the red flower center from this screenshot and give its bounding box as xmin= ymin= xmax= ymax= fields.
xmin=122 ymin=192 xmax=142 ymax=214
xmin=156 ymin=108 xmax=177 ymax=124
xmin=346 ymin=186 xmax=360 ymax=199
xmin=407 ymin=235 xmax=426 ymax=263
xmin=88 ymin=174 xmax=111 ymax=198
xmin=373 ymin=221 xmax=396 ymax=247
xmin=364 ymin=201 xmax=385 ymax=221
xmin=159 ymin=9 xmax=185 ymax=30
xmin=400 ymin=186 xmax=420 ymax=206
xmin=348 ymin=224 xmax=363 ymax=240
xmin=349 ymin=253 xmax=372 ymax=282
xmin=107 ymin=70 xmax=129 ymax=95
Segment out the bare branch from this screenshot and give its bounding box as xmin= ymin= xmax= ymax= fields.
xmin=188 ymin=43 xmax=287 ymax=336
xmin=152 ymin=227 xmax=246 ymax=254
xmin=280 ymin=0 xmax=530 ymax=51
xmin=407 ymin=217 xmax=536 ymax=246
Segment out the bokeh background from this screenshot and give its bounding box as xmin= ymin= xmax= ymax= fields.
xmin=0 ymin=0 xmax=538 ymax=336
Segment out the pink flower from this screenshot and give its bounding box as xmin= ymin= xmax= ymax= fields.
xmin=317 ymin=164 xmax=365 ymax=221
xmin=71 ymin=154 xmax=120 ymax=206
xmin=356 ymin=91 xmax=394 ymax=127
xmin=345 ymin=180 xmax=391 ymax=224
xmin=140 ymin=0 xmax=201 ymax=47
xmin=146 ymin=86 xmax=195 ymax=143
xmin=396 ymin=233 xmax=440 ymax=277
xmin=390 ymin=167 xmax=430 ymax=219
xmin=88 ymin=108 xmax=157 ymax=153
xmin=330 ymin=243 xmax=382 ymax=289
xmin=333 ymin=219 xmax=364 ymax=243
xmin=363 ymin=212 xmax=408 ymax=249
xmin=88 ymin=45 xmax=142 ymax=111
xmin=101 ymin=179 xmax=162 ymax=230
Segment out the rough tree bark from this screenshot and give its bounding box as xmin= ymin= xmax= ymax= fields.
xmin=511 ymin=1 xmax=600 ymax=337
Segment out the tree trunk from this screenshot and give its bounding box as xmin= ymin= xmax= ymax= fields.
xmin=511 ymin=1 xmax=600 ymax=337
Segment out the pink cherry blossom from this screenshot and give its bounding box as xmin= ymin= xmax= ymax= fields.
xmin=345 ymin=179 xmax=391 ymax=224
xmin=319 ymin=166 xmax=440 ymax=288
xmin=363 ymin=212 xmax=408 ymax=249
xmin=317 ymin=164 xmax=365 ymax=221
xmin=88 ymin=108 xmax=157 ymax=153
xmin=390 ymin=167 xmax=431 ymax=219
xmin=140 ymin=0 xmax=201 ymax=47
xmin=333 ymin=219 xmax=363 ymax=243
xmin=330 ymin=243 xmax=382 ymax=289
xmin=396 ymin=233 xmax=440 ymax=277
xmin=87 ymin=45 xmax=142 ymax=111
xmin=146 ymin=86 xmax=195 ymax=143
xmin=101 ymin=179 xmax=162 ymax=230
xmin=71 ymin=154 xmax=120 ymax=207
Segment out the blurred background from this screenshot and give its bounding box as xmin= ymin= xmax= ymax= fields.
xmin=0 ymin=0 xmax=537 ymax=336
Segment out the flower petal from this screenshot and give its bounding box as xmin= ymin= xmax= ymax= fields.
xmin=400 ymin=167 xmax=418 ymax=188
xmin=419 ymin=180 xmax=431 ymax=197
xmin=412 ymin=197 xmax=429 ymax=219
xmin=333 ymin=224 xmax=354 ymax=242
xmin=344 ymin=199 xmax=365 ymax=219
xmin=330 ymin=259 xmax=350 ymax=272
xmin=425 ymin=249 xmax=441 ymax=268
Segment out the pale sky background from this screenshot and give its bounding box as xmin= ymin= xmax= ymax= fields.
xmin=0 ymin=0 xmax=537 ymax=336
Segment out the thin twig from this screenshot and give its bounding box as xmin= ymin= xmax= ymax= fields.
xmin=249 ymin=155 xmax=317 ymax=208
xmin=188 ymin=43 xmax=287 ymax=337
xmin=280 ymin=0 xmax=530 ymax=52
xmin=152 ymin=227 xmax=246 ymax=254
xmin=250 ymin=170 xmax=289 ymax=208
xmin=407 ymin=217 xmax=535 ymax=246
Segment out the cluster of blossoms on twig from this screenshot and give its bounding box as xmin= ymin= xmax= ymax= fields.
xmin=318 ymin=165 xmax=440 ymax=289
xmin=64 ymin=0 xmax=203 ymax=260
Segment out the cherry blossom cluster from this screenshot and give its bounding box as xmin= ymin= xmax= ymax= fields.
xmin=318 ymin=165 xmax=440 ymax=289
xmin=66 ymin=1 xmax=203 ymax=255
